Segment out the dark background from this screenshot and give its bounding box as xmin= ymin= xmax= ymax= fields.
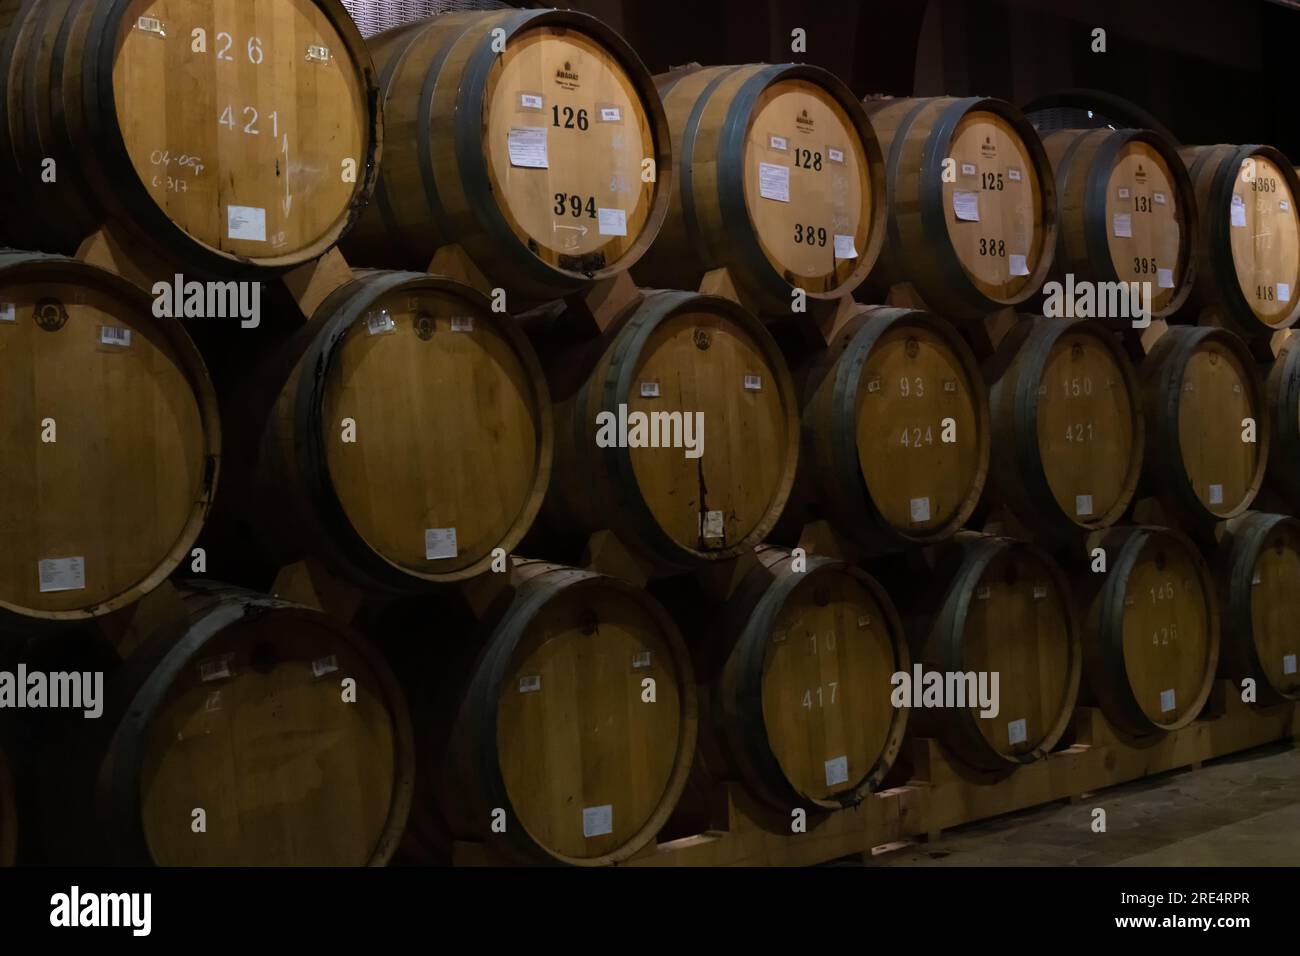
xmin=547 ymin=0 xmax=1300 ymax=155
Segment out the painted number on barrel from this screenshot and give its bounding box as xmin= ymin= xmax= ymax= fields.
xmin=219 ymin=106 xmax=280 ymax=137
xmin=802 ymin=683 xmax=839 ymax=708
xmin=1134 ymin=257 xmax=1159 ymax=275
xmin=809 ymin=632 xmax=837 ymax=654
xmin=794 ymin=224 xmax=827 ymax=246
xmin=1062 ymin=377 xmax=1093 ymax=397
xmin=900 ymin=426 xmax=934 ymax=448
xmin=794 ymin=148 xmax=823 ymax=171
xmin=1149 ymin=580 xmax=1176 ymax=603
xmin=981 ymin=171 xmax=1004 ymax=191
xmin=1251 ymin=177 xmax=1279 ymax=193
xmin=552 ymin=105 xmax=589 ymax=131
xmin=1134 ymin=195 xmax=1154 ymax=213
xmin=554 ymin=193 xmax=596 ymax=218
xmin=899 ymin=377 xmax=926 ymax=397
xmin=1257 ymin=285 xmax=1277 ymax=301
xmin=979 ymin=237 xmax=1006 ymax=257
xmin=1152 ymin=623 xmax=1179 ymax=646
xmin=215 ymin=33 xmax=265 ymax=64
xmin=1064 ymin=422 xmax=1095 ymax=442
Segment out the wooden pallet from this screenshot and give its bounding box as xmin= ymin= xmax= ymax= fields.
xmin=620 ymin=681 xmax=1297 ymax=867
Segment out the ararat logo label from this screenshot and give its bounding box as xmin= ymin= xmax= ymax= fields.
xmin=1135 ymin=162 xmax=1147 ymax=184
xmin=554 ymin=60 xmax=580 ymax=90
xmin=980 ymin=134 xmax=996 ymax=159
xmin=35 ymin=298 xmax=68 ymax=332
xmin=795 ymin=108 xmax=815 ymax=133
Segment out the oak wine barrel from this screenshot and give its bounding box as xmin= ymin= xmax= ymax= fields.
xmin=544 ymin=290 xmax=798 ymax=571
xmin=44 ymin=584 xmax=414 ymax=865
xmin=0 ymin=251 xmax=219 ymax=625
xmin=439 ymin=562 xmax=696 ymax=865
xmin=1265 ymin=334 xmax=1300 ymax=504
xmin=985 ymin=316 xmax=1143 ymax=542
xmin=1215 ymin=512 xmax=1300 ymax=704
xmin=776 ymin=304 xmax=989 ymax=554
xmin=345 ymin=9 xmax=670 ymax=303
xmin=863 ymin=96 xmax=1058 ymax=318
xmin=632 ymin=63 xmax=886 ymax=315
xmin=1079 ymin=526 xmax=1219 ymax=736
xmin=1040 ymin=127 xmax=1196 ymax=317
xmin=1179 ymin=145 xmax=1300 ymax=336
xmin=0 ymin=0 xmax=380 ymax=273
xmin=698 ymin=548 xmax=909 ymax=813
xmin=1139 ymin=325 xmax=1267 ymax=526
xmin=238 ymin=270 xmax=552 ymax=590
xmin=908 ymin=533 xmax=1081 ymax=772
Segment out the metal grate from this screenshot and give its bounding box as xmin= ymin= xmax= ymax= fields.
xmin=341 ymin=0 xmax=516 ymax=37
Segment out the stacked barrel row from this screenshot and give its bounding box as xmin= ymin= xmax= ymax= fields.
xmin=0 ymin=0 xmax=1296 ymax=870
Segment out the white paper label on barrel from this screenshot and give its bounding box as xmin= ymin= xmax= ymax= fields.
xmin=976 ymin=585 xmax=991 ymax=600
xmin=632 ymin=651 xmax=652 ymax=670
xmin=824 ymin=756 xmax=850 ymax=787
xmin=507 ymin=127 xmax=549 ymax=169
xmin=451 ymin=316 xmax=474 ymax=332
xmin=1252 ymin=569 xmax=1262 ymax=585
xmin=961 ymin=162 xmax=977 ymax=177
xmin=37 ymin=556 xmax=85 ymax=594
xmin=1033 ymin=585 xmax=1048 ymax=600
xmin=311 ymin=655 xmax=339 ymax=679
xmin=1157 ymin=268 xmax=1175 ymax=289
xmin=1282 ymin=200 xmax=1291 ymax=213
xmin=1284 ymin=654 xmax=1297 ymax=675
xmin=519 ymin=93 xmax=543 ymax=110
xmin=1231 ymin=195 xmax=1247 ymax=228
xmin=366 ymin=311 xmax=396 ymax=336
xmin=1209 ymin=483 xmax=1224 ymax=505
xmin=227 ymin=205 xmax=266 ymax=241
xmin=1009 ymin=254 xmax=1030 ymax=276
xmin=769 ymin=135 xmax=788 ymax=151
xmin=1076 ymin=494 xmax=1094 ymax=516
xmin=1118 ymin=187 xmax=1130 ymax=200
xmin=953 ymin=190 xmax=980 ymax=222
xmin=640 ymin=381 xmax=661 ymax=398
xmin=1279 ymin=283 xmax=1292 ymax=302
xmin=1112 ymin=213 xmax=1133 ymax=238
xmin=0 ymin=303 xmax=14 ymax=322
xmin=1153 ymin=191 xmax=1166 ymax=205
xmin=100 ymin=326 xmax=132 ymax=348
xmin=1008 ymin=168 xmax=1022 ymax=182
xmin=744 ymin=374 xmax=763 ymax=391
xmin=833 ymin=234 xmax=858 ymax=259
xmin=828 ymin=147 xmax=844 ymax=163
xmin=1160 ymin=688 xmax=1176 ymax=713
xmin=759 ymin=163 xmax=790 ymax=202
xmin=136 ymin=15 xmax=164 ymax=35
xmin=701 ymin=510 xmax=726 ymax=539
xmin=198 ymin=653 xmax=234 ymax=684
xmin=204 ymin=691 xmax=222 ymax=713
xmin=857 ymin=614 xmax=872 ymax=628
xmin=518 ymin=675 xmax=541 ymax=694
xmin=910 ymin=497 xmax=931 ymax=524
xmin=600 ymin=107 xmax=621 ymax=123
xmin=597 ymin=207 xmax=627 ymax=237
xmin=1007 ymin=718 xmax=1028 ymax=745
xmin=306 ymin=44 xmax=331 ymax=63
xmin=424 ymin=527 xmax=458 ymax=560
xmin=583 ymin=805 xmax=614 ymax=838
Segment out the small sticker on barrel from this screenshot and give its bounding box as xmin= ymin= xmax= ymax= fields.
xmin=827 ymin=147 xmax=844 ymax=163
xmin=1076 ymin=494 xmax=1094 ymax=517
xmin=518 ymin=675 xmax=542 ymax=694
xmin=425 ymin=528 xmax=458 ymax=560
xmin=0 ymin=303 xmax=16 ymax=323
xmin=640 ymin=381 xmax=660 ymax=398
xmin=1160 ymin=688 xmax=1176 ymax=713
xmin=770 ymin=135 xmax=788 ymax=151
xmin=1209 ymin=484 xmax=1224 ymax=506
xmin=700 ymin=510 xmax=726 ymax=539
xmin=198 ymin=653 xmax=235 ymax=684
xmin=824 ymin=756 xmax=849 ymax=787
xmin=311 ymin=655 xmax=339 ymax=679
xmin=1284 ymin=654 xmax=1297 ymax=675
xmin=583 ymin=805 xmax=614 ymax=838
xmin=744 ymin=374 xmax=763 ymax=391
xmin=450 ymin=316 xmax=474 ymax=332
xmin=1007 ymin=718 xmax=1027 ymax=745
xmin=520 ymin=93 xmax=543 ymax=111
xmin=100 ymin=326 xmax=131 ymax=348
xmin=632 ymin=651 xmax=652 ymax=670
xmin=367 ymin=311 xmax=396 ymax=336
xmin=910 ymin=497 xmax=931 ymax=524
xmin=38 ymin=557 xmax=85 ymax=594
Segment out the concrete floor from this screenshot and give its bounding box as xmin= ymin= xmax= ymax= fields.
xmin=858 ymin=742 xmax=1300 ymax=866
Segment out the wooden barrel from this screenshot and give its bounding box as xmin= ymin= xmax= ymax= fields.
xmin=1215 ymin=512 xmax=1300 ymax=704
xmin=46 ymin=585 xmax=414 ymax=865
xmin=0 ymin=741 xmax=15 ymax=866
xmin=701 ymin=549 xmax=909 ymax=813
xmin=344 ymin=9 xmax=670 ymax=303
xmin=863 ymin=96 xmax=1058 ymax=318
xmin=1265 ymin=334 xmax=1300 ymax=504
xmin=631 ymin=64 xmax=885 ymax=315
xmin=1040 ymin=127 xmax=1196 ymax=317
xmin=1079 ymin=526 xmax=1219 ymax=735
xmin=1139 ymin=325 xmax=1267 ymax=525
xmin=439 ymin=562 xmax=696 ymax=865
xmin=545 ymin=290 xmax=798 ymax=570
xmin=242 ymin=270 xmax=551 ymax=590
xmin=904 ymin=534 xmax=1080 ymax=772
xmin=0 ymin=0 xmax=380 ymax=274
xmin=986 ymin=316 xmax=1143 ymax=542
xmin=1179 ymin=145 xmax=1300 ymax=336
xmin=0 ymin=251 xmax=219 ymax=626
xmin=778 ymin=304 xmax=989 ymax=553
